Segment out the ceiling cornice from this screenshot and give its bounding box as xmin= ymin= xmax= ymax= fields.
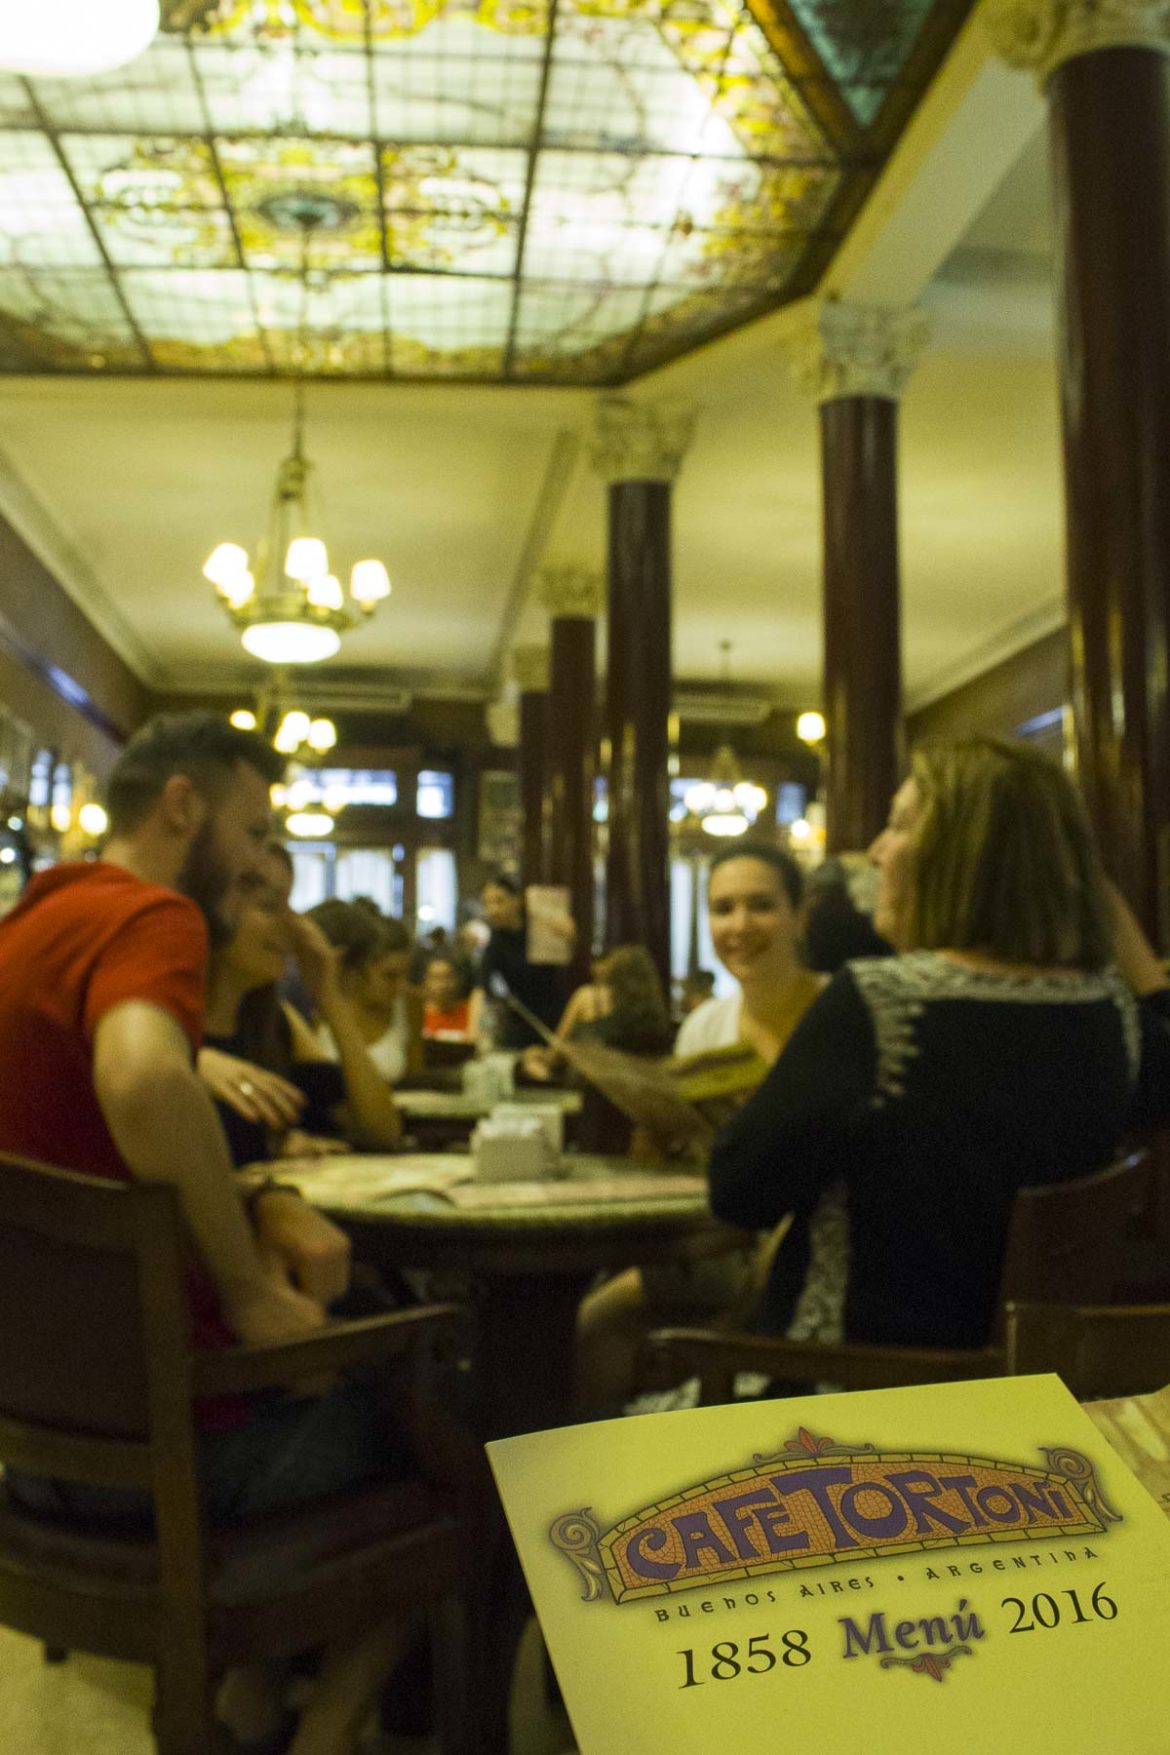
xmin=904 ymin=596 xmax=1066 ymax=714
xmin=0 ymin=442 xmax=162 ymax=687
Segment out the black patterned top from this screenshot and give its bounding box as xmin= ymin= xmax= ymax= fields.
xmin=708 ymin=953 xmax=1170 ymax=1349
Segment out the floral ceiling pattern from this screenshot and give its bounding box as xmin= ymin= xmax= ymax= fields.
xmin=0 ymin=0 xmax=968 ymax=382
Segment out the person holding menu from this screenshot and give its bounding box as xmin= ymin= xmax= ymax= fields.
xmin=468 ymin=872 xmax=572 ymax=1050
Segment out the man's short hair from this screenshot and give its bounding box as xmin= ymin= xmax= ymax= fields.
xmin=106 ymin=712 xmax=285 ymax=836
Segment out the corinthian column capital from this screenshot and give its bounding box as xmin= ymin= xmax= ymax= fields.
xmin=782 ymin=300 xmax=931 ymax=405
xmin=986 ymin=0 xmax=1170 ymax=84
xmin=590 ymin=396 xmax=696 ymax=485
xmin=536 ymin=564 xmax=602 ymax=620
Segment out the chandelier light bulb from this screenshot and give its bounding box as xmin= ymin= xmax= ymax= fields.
xmin=203 ymin=542 xmax=250 ymax=591
xmin=286 ymin=810 xmax=335 ymax=838
xmin=241 ymin=622 xmax=341 ymax=664
xmin=703 ymin=813 xmax=750 ymax=839
xmin=350 ymin=559 xmax=391 ymax=604
xmin=684 ymin=782 xmax=716 ymax=814
xmin=307 ymin=573 xmax=344 ymax=612
xmin=270 ymin=785 xmax=288 ymax=810
xmin=789 ymin=818 xmax=812 ymax=843
xmin=275 ymin=711 xmax=312 ymax=754
xmin=50 ymin=802 xmax=73 ymax=834
xmin=0 ymin=0 xmax=159 ymax=77
xmin=78 ymin=802 xmax=109 ymax=837
xmin=322 ymin=785 xmax=347 ymax=813
xmin=285 ymin=778 xmax=314 ymax=811
xmin=222 ymin=571 xmax=256 ymax=609
xmin=307 ymin=717 xmax=338 ymax=753
xmin=285 ymin=536 xmax=329 ymax=584
xmin=796 ymin=711 xmax=827 ymax=746
xmin=229 ymin=708 xmax=257 ymax=731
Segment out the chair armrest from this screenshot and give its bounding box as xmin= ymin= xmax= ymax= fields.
xmin=642 ymin=1327 xmax=1002 ymax=1400
xmin=192 ymin=1302 xmax=468 ymax=1397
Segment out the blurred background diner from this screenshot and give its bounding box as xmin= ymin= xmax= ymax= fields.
xmin=6 ymin=0 xmax=1170 ymax=1750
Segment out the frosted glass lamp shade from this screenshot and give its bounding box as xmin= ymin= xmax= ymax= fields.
xmin=307 ymin=573 xmax=344 ymax=611
xmin=350 ymin=559 xmax=391 ymax=604
xmin=0 ymin=0 xmax=159 ymax=76
xmin=203 ymin=542 xmax=250 ymax=591
xmin=285 ymin=537 xmax=329 ymax=583
xmin=241 ymin=622 xmax=340 ymax=664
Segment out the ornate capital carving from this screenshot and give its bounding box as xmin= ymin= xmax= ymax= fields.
xmin=590 ymin=396 xmax=695 ymax=485
xmin=986 ymin=0 xmax=1170 ymax=82
xmin=536 ymin=565 xmax=602 ymax=620
xmin=510 ymin=643 xmax=550 ymax=693
xmin=782 ymin=300 xmax=931 ymax=404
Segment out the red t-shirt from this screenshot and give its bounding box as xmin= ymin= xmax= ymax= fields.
xmin=0 ymin=862 xmax=234 ymax=1358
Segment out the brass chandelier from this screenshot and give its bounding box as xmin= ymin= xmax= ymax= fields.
xmin=202 ymin=198 xmax=391 ymax=665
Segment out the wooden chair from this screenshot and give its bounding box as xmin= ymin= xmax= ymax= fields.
xmin=641 ymin=1149 xmax=1151 ymax=1405
xmin=1004 ymin=1300 xmax=1170 ymax=1400
xmin=0 ymin=1151 xmax=477 ymax=1755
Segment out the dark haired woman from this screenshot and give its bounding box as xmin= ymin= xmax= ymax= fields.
xmin=467 ymin=873 xmax=571 ymax=1050
xmin=710 ymin=740 xmax=1170 ymax=1350
xmin=307 ymin=902 xmax=424 ymax=1085
xmin=199 ymin=859 xmax=403 ymax=1164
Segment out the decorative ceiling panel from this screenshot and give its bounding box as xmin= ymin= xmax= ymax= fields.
xmin=0 ymin=0 xmax=970 ymax=383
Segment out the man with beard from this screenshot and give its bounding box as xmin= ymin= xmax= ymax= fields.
xmin=0 ymin=711 xmax=345 ymax=1451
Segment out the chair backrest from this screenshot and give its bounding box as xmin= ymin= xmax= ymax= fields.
xmin=996 ymin=1149 xmax=1150 ymax=1316
xmin=0 ymin=1152 xmax=194 ymax=1460
xmin=1005 ymin=1300 xmax=1170 ymax=1401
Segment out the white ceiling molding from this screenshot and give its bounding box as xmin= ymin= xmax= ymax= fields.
xmin=904 ymin=595 xmax=1066 ymax=714
xmin=0 ymin=441 xmax=162 ymax=686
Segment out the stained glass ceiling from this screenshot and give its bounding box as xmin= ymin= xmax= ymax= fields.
xmin=0 ymin=0 xmax=967 ymax=384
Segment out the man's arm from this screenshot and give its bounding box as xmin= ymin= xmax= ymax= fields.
xmin=93 ymin=1000 xmax=326 ymax=1346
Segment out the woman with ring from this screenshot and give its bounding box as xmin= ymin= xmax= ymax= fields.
xmin=198 ymin=844 xmax=403 ymax=1166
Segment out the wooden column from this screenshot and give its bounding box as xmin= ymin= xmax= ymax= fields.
xmin=539 ymin=568 xmax=600 ymax=988
xmin=992 ymin=3 xmax=1170 ymax=939
xmin=511 ymin=643 xmax=549 ymax=890
xmin=592 ymin=398 xmax=694 ymax=992
xmin=785 ymin=301 xmax=928 ymax=852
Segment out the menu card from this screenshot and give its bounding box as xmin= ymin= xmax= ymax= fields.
xmin=525 ymin=884 xmax=573 ymax=965
xmin=489 ymin=1375 xmax=1170 ymax=1754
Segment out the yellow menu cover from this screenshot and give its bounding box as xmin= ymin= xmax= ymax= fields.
xmin=488 ymin=1376 xmax=1170 ymax=1754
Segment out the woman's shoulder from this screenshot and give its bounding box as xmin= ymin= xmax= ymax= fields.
xmin=674 ymin=992 xmax=741 ymax=1055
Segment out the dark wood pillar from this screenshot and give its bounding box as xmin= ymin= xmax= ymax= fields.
xmin=594 ymin=398 xmax=693 ymax=994
xmin=821 ymin=396 xmax=903 ymax=853
xmin=511 ymin=644 xmax=549 ymax=891
xmin=541 ymin=569 xmax=599 ymax=988
xmin=1052 ymin=46 xmax=1170 ymax=938
xmin=787 ymin=302 xmax=927 ymax=854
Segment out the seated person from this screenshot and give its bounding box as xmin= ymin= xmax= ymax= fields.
xmin=308 ymin=903 xmax=424 ymax=1084
xmin=0 ymin=713 xmax=470 ymax=1754
xmin=710 ymin=739 xmax=1170 ymax=1351
xmin=198 ymin=844 xmax=402 ymax=1164
xmin=677 ymin=967 xmax=716 ymax=1018
xmin=421 ymin=953 xmax=471 ymax=1038
xmin=575 ymin=848 xmax=823 ymax=1412
xmin=524 ymin=944 xmax=674 ymax=1079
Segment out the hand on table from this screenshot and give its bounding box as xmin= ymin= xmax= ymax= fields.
xmin=253 ymin=1188 xmax=353 ymax=1306
xmin=198 ymin=1046 xmax=305 ymax=1131
xmin=279 ymin=1129 xmax=350 ymax=1159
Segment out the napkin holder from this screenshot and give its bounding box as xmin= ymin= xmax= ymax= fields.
xmin=471 ymin=1116 xmax=553 ymax=1182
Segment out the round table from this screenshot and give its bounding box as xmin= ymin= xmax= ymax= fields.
xmin=290 ymin=1153 xmax=718 ymax=1750
xmin=292 ymin=1152 xmax=714 ymax=1437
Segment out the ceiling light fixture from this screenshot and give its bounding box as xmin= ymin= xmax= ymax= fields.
xmin=796 ymin=710 xmax=826 ymax=745
xmin=683 ymin=642 xmax=768 ymax=838
xmin=0 ymin=0 xmax=159 ymax=77
xmin=203 ymin=199 xmax=391 ymax=666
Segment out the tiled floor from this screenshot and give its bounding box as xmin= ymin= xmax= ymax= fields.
xmin=0 ymin=1618 xmax=575 ymax=1755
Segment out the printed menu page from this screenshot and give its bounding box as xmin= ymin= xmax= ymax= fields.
xmin=489 ymin=1375 xmax=1170 ymax=1754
